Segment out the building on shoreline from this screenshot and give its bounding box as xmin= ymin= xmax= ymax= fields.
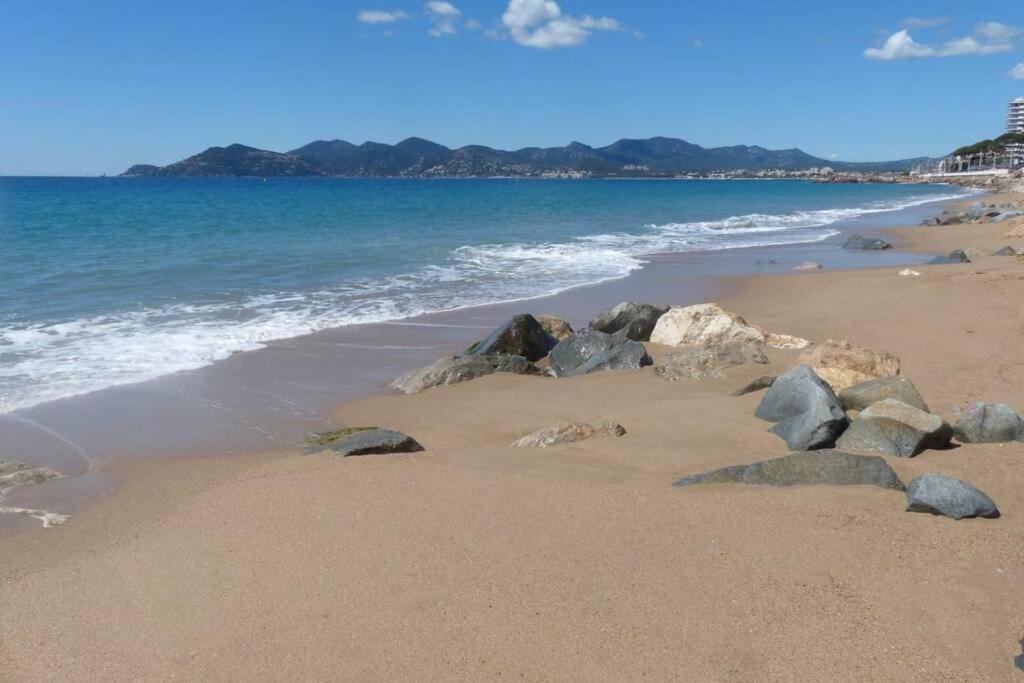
xmin=1007 ymin=97 xmax=1024 ymax=165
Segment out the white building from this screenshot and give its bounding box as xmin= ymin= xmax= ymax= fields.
xmin=1007 ymin=97 xmax=1024 ymax=164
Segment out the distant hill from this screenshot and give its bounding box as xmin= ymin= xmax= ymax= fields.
xmin=122 ymin=137 xmax=934 ymax=178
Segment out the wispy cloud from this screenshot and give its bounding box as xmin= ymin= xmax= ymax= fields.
xmin=692 ymin=39 xmax=703 ymax=48
xmin=1011 ymin=63 xmax=1024 ymax=80
xmin=500 ymin=0 xmax=622 ymax=49
xmin=865 ymin=22 xmax=1019 ymax=60
xmin=357 ymin=9 xmax=410 ymax=24
xmin=901 ymin=17 xmax=948 ymax=30
xmin=426 ymin=1 xmax=461 ymax=37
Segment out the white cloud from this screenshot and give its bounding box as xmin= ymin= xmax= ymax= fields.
xmin=864 ymin=22 xmax=1019 ymax=60
xmin=426 ymin=1 xmax=461 ymax=36
xmin=500 ymin=0 xmax=622 ymax=49
xmin=901 ymin=17 xmax=948 ymax=30
xmin=1010 ymin=63 xmax=1024 ymax=79
xmin=357 ymin=9 xmax=410 ymax=24
xmin=465 ymin=18 xmax=481 ymax=30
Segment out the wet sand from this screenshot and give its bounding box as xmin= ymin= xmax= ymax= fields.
xmin=5 ymin=194 xmax=1024 ymax=678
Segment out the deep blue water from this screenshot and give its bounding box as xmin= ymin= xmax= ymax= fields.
xmin=0 ymin=177 xmax=967 ymax=412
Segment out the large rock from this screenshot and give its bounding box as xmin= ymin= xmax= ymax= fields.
xmin=905 ymin=473 xmax=999 ymax=519
xmin=842 ymin=234 xmax=892 ymax=250
xmin=755 ymin=365 xmax=849 ymax=450
xmin=838 ymin=376 xmax=929 ymax=413
xmin=0 ymin=462 xmax=63 ymax=491
xmin=512 ymin=421 xmax=626 ymax=447
xmin=836 ymin=399 xmax=952 ymax=457
xmin=305 ymin=428 xmax=425 ymax=456
xmin=391 ymin=354 xmax=549 ymax=394
xmin=549 ymin=330 xmax=617 ymax=377
xmin=465 ymin=314 xmax=556 ymax=361
xmin=650 ymin=303 xmax=809 ymax=350
xmin=654 ymin=342 xmax=767 ymax=382
xmin=536 ymin=314 xmax=574 ymax=342
xmin=674 ymin=450 xmax=903 ymax=490
xmin=799 ymin=338 xmax=900 ymax=392
xmin=992 ymin=245 xmax=1019 ymax=256
xmin=927 ymin=249 xmax=971 ymax=265
xmin=562 ymin=340 xmax=653 ymax=377
xmin=589 ymin=302 xmax=669 ymax=342
xmin=953 ymin=402 xmax=1024 ymax=443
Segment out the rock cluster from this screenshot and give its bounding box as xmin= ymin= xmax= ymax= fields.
xmin=922 ymin=201 xmax=1022 ymax=226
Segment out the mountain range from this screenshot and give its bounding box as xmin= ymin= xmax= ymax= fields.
xmin=121 ymin=137 xmax=933 ymax=178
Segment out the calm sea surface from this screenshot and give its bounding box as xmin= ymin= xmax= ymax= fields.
xmin=0 ymin=177 xmax=968 ymax=413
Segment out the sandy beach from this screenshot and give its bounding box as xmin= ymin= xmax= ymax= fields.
xmin=4 ymin=187 xmax=1024 ymax=679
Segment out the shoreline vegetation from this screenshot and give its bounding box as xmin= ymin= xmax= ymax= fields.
xmin=4 ymin=174 xmax=1024 ymax=677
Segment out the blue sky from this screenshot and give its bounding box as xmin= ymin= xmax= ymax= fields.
xmin=2 ymin=0 xmax=1023 ymax=175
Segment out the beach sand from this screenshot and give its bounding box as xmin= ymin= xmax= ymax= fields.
xmin=3 ymin=198 xmax=1024 ymax=679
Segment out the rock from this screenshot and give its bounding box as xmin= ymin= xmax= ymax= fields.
xmin=1004 ymin=225 xmax=1024 ymax=238
xmin=839 ymin=376 xmax=929 ymax=413
xmin=562 ymin=340 xmax=653 ymax=376
xmin=650 ymin=303 xmax=809 ymax=350
xmin=936 ymin=213 xmax=963 ymax=226
xmin=905 ymin=473 xmax=999 ymax=519
xmin=993 ymin=245 xmax=1019 ymax=256
xmin=991 ymin=211 xmax=1024 ymax=223
xmin=927 ymin=249 xmax=971 ymax=265
xmin=536 ymin=314 xmax=574 ymax=342
xmin=654 ymin=342 xmax=767 ymax=382
xmin=391 ymin=354 xmax=549 ymax=394
xmin=842 ymin=234 xmax=892 ymax=250
xmin=465 ymin=314 xmax=556 ymax=361
xmin=731 ymin=375 xmax=776 ymax=396
xmin=799 ymin=338 xmax=900 ymax=392
xmin=898 ymin=269 xmax=921 ymax=277
xmin=305 ymin=428 xmax=424 ymax=456
xmin=836 ymin=399 xmax=952 ymax=457
xmin=755 ymin=259 xmax=780 ymax=266
xmin=755 ymin=365 xmax=849 ymax=451
xmin=674 ymin=450 xmax=903 ymax=490
xmin=549 ymin=330 xmax=617 ymax=377
xmin=589 ymin=302 xmax=669 ymax=342
xmin=952 ymin=402 xmax=1024 ymax=443
xmin=512 ymin=421 xmax=626 ymax=447
xmin=963 ymin=247 xmax=986 ymax=259
xmin=793 ymin=261 xmax=823 ymax=271
xmin=0 ymin=462 xmax=63 ymax=491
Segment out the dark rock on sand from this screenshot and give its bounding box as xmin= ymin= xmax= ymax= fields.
xmin=0 ymin=462 xmax=63 ymax=490
xmin=731 ymin=375 xmax=776 ymax=397
xmin=562 ymin=340 xmax=653 ymax=377
xmin=674 ymin=450 xmax=903 ymax=490
xmin=589 ymin=302 xmax=669 ymax=342
xmin=842 ymin=234 xmax=892 ymax=250
xmin=993 ymin=245 xmax=1019 ymax=256
xmin=838 ymin=376 xmax=929 ymax=413
xmin=836 ymin=398 xmax=952 ymax=457
xmin=755 ymin=365 xmax=849 ymax=451
xmin=953 ymin=402 xmax=1024 ymax=443
xmin=391 ymin=354 xmax=550 ymax=394
xmin=549 ymin=330 xmax=617 ymax=377
xmin=306 ymin=428 xmax=425 ymax=456
xmin=465 ymin=314 xmax=556 ymax=362
xmin=905 ymin=473 xmax=999 ymax=519
xmin=927 ymin=249 xmax=971 ymax=265
xmin=655 ymin=342 xmax=768 ymax=382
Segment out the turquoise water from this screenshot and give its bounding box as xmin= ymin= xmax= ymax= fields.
xmin=0 ymin=177 xmax=966 ymax=412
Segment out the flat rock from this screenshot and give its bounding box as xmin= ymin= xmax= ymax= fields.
xmin=465 ymin=314 xmax=556 ymax=362
xmin=839 ymin=376 xmax=929 ymax=413
xmin=953 ymin=402 xmax=1024 ymax=443
xmin=993 ymin=245 xmax=1019 ymax=256
xmin=905 ymin=473 xmax=999 ymax=519
xmin=306 ymin=428 xmax=425 ymax=456
xmin=654 ymin=342 xmax=768 ymax=381
xmin=836 ymin=399 xmax=952 ymax=458
xmin=793 ymin=261 xmax=823 ymax=271
xmin=927 ymin=249 xmax=971 ymax=265
xmin=755 ymin=365 xmax=849 ymax=451
xmin=731 ymin=375 xmax=776 ymax=396
xmin=391 ymin=354 xmax=549 ymax=394
xmin=536 ymin=314 xmax=574 ymax=342
xmin=0 ymin=462 xmax=63 ymax=491
xmin=562 ymin=340 xmax=653 ymax=376
xmin=589 ymin=302 xmax=669 ymax=342
xmin=842 ymin=234 xmax=892 ymax=250
xmin=512 ymin=421 xmax=626 ymax=447
xmin=549 ymin=330 xmax=616 ymax=377
xmin=799 ymin=338 xmax=900 ymax=392
xmin=674 ymin=450 xmax=903 ymax=490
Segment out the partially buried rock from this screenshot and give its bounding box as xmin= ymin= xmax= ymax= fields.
xmin=654 ymin=342 xmax=767 ymax=382
xmin=511 ymin=421 xmax=626 ymax=448
xmin=549 ymin=329 xmax=616 ymax=377
xmin=927 ymin=249 xmax=971 ymax=265
xmin=589 ymin=302 xmax=669 ymax=342
xmin=0 ymin=462 xmax=63 ymax=490
xmin=953 ymin=402 xmax=1024 ymax=443
xmin=842 ymin=234 xmax=892 ymax=250
xmin=391 ymin=354 xmax=550 ymax=394
xmin=799 ymin=338 xmax=900 ymax=393
xmin=465 ymin=314 xmax=556 ymax=362
xmin=836 ymin=399 xmax=952 ymax=458
xmin=993 ymin=245 xmax=1019 ymax=256
xmin=839 ymin=376 xmax=929 ymax=413
xmin=731 ymin=375 xmax=776 ymax=397
xmin=536 ymin=314 xmax=574 ymax=342
xmin=905 ymin=473 xmax=999 ymax=519
xmin=305 ymin=428 xmax=424 ymax=456
xmin=561 ymin=340 xmax=652 ymax=377
xmin=755 ymin=365 xmax=849 ymax=451
xmin=793 ymin=261 xmax=823 ymax=271
xmin=674 ymin=450 xmax=903 ymax=490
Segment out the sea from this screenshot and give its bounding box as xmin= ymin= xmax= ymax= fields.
xmin=0 ymin=177 xmax=970 ymax=415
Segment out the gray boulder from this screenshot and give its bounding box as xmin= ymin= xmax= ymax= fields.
xmin=838 ymin=376 xmax=929 ymax=413
xmin=391 ymin=354 xmax=549 ymax=394
xmin=927 ymin=249 xmax=971 ymax=265
xmin=935 ymin=213 xmax=964 ymax=226
xmin=953 ymin=402 xmax=1024 ymax=443
xmin=549 ymin=330 xmax=616 ymax=377
xmin=654 ymin=342 xmax=768 ymax=382
xmin=562 ymin=340 xmax=653 ymax=376
xmin=305 ymin=428 xmax=424 ymax=456
xmin=755 ymin=365 xmax=849 ymax=450
xmin=992 ymin=211 xmax=1023 ymax=223
xmin=589 ymin=302 xmax=669 ymax=342
xmin=465 ymin=314 xmax=556 ymax=361
xmin=836 ymin=398 xmax=952 ymax=457
xmin=905 ymin=473 xmax=999 ymax=519
xmin=842 ymin=234 xmax=892 ymax=250
xmin=731 ymin=375 xmax=776 ymax=397
xmin=674 ymin=450 xmax=903 ymax=490
xmin=993 ymin=245 xmax=1019 ymax=256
